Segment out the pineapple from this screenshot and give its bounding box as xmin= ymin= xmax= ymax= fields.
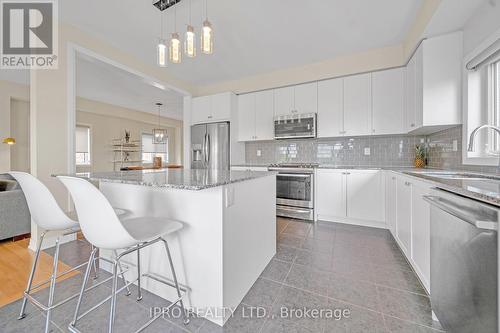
xmin=414 ymin=145 xmax=426 ymax=168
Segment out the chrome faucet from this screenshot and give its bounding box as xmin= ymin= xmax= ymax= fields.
xmin=467 ymin=125 xmax=500 ymax=173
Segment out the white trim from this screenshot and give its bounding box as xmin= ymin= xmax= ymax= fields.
xmin=462 ymin=26 xmax=500 ymax=166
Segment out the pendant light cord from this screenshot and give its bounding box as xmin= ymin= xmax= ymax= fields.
xmin=205 ymin=0 xmax=208 ymax=19
xmin=189 ymin=0 xmax=192 ymax=24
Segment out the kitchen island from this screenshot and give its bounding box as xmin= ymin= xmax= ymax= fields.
xmin=70 ymin=169 xmax=276 ymax=326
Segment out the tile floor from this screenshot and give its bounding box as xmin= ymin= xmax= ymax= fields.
xmin=0 ymin=218 xmax=444 ymax=332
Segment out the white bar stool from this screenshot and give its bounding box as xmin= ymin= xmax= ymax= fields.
xmin=9 ymin=172 xmax=131 ymax=333
xmin=58 ymin=175 xmax=190 ymax=333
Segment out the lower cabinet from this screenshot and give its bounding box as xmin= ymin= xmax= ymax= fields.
xmin=386 ymin=172 xmax=431 ymax=292
xmin=396 ymin=177 xmax=412 ymax=257
xmin=316 ymin=169 xmax=384 ymax=225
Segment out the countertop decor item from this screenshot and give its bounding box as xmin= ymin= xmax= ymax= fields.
xmin=2 ymin=137 xmax=16 ymax=145
xmin=414 ymin=145 xmax=426 ymax=168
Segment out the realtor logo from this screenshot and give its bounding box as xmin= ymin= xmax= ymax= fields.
xmin=1 ymin=0 xmax=58 ymax=69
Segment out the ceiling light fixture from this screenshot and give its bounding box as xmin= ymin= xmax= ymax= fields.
xmin=153 ymin=0 xmax=213 ymax=66
xmin=201 ymin=0 xmax=213 ymax=55
xmin=169 ymin=5 xmax=182 ymax=64
xmin=153 ymin=103 xmax=167 ymax=144
xmin=184 ymin=0 xmax=196 ymax=57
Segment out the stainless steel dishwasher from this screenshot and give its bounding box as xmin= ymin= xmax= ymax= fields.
xmin=424 ymin=190 xmax=498 ymax=333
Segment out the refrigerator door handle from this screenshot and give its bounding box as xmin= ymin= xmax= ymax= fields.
xmin=206 ymin=134 xmax=211 ymax=165
xmin=203 ymin=133 xmax=208 ymax=164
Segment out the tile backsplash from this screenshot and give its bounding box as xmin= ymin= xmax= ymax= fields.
xmin=426 ymin=126 xmax=498 ymax=173
xmin=244 ymin=125 xmax=499 ymax=173
xmin=245 ymin=134 xmax=426 ymax=167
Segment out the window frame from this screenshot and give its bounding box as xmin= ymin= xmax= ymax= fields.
xmin=463 ymin=30 xmax=500 ymax=166
xmin=141 ymin=132 xmax=168 ymax=165
xmin=75 ymin=124 xmax=92 ymax=166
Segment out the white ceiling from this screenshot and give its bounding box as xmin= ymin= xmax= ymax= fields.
xmin=60 ymin=0 xmax=424 ymax=86
xmin=76 ymin=53 xmax=184 ymax=119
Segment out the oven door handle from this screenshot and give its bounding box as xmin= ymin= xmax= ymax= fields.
xmin=277 ymin=173 xmax=311 ymax=178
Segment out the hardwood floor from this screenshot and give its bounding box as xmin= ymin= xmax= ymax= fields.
xmin=0 ymin=238 xmax=79 ymax=307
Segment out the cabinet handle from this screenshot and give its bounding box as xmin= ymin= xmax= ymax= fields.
xmin=392 ymin=177 xmax=396 ymax=180
xmin=340 ymin=131 xmax=346 ymax=134
xmin=372 ymin=129 xmax=376 ymax=133
xmin=291 ymin=110 xmax=298 ymax=114
xmin=410 ymin=123 xmax=415 ymax=127
xmin=208 ymin=115 xmax=213 ymax=119
xmin=405 ymin=181 xmax=411 ymax=186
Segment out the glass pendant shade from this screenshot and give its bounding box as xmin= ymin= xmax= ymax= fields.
xmin=157 ymin=39 xmax=167 ymax=67
xmin=185 ymin=25 xmax=196 ymax=57
xmin=152 ymin=128 xmax=167 ymax=144
xmin=201 ymin=20 xmax=213 ymax=54
xmin=169 ymin=33 xmax=182 ymax=64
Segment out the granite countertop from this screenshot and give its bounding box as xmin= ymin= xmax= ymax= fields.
xmin=397 ymin=170 xmax=500 ymax=207
xmin=57 ymin=169 xmax=275 ymax=191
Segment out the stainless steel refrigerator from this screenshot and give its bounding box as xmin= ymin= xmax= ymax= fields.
xmin=191 ymin=122 xmax=230 ymax=170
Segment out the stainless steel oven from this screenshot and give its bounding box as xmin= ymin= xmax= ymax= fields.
xmin=274 ymin=113 xmax=317 ymax=139
xmin=268 ymin=163 xmax=316 ymax=221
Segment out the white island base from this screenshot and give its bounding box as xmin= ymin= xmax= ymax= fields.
xmin=98 ymin=174 xmax=276 ymax=326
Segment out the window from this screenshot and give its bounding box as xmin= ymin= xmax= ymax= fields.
xmin=490 ymin=59 xmax=500 ymax=153
xmin=75 ymin=125 xmax=91 ymax=165
xmin=142 ymin=133 xmax=168 ymax=164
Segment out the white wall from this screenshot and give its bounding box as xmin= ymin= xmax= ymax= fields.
xmin=10 ymin=99 xmax=30 ymax=172
xmin=0 ymin=81 xmax=29 ymax=173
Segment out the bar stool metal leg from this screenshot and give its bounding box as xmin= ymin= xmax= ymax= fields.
xmin=136 ymin=246 xmax=142 ymax=301
xmin=108 ymin=260 xmax=119 ymax=333
xmin=45 ymin=237 xmax=61 ymax=333
xmin=91 ymin=245 xmax=99 ymax=279
xmin=18 ymin=232 xmax=46 ymax=320
xmin=162 ymin=238 xmax=190 ymax=325
xmin=71 ymin=247 xmax=97 ymax=327
xmin=113 ymin=250 xmax=131 ymax=296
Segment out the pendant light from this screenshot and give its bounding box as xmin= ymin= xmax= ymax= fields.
xmin=157 ymin=11 xmax=167 ymax=67
xmin=184 ymin=0 xmax=196 ymax=57
xmin=201 ymin=0 xmax=213 ymax=54
xmin=169 ymin=6 xmax=182 ymax=64
xmin=153 ymin=103 xmax=167 ymax=144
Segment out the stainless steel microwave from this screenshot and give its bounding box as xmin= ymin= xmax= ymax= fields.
xmin=274 ymin=113 xmax=317 ymax=139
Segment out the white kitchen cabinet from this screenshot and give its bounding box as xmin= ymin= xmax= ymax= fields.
xmin=237 ymin=90 xmax=274 ymax=141
xmin=343 ymin=73 xmax=372 ymax=136
xmin=385 ymin=172 xmax=397 ymax=235
xmin=294 ymin=82 xmax=318 ymax=115
xmin=254 ymin=90 xmax=274 ymax=140
xmin=396 ymin=177 xmax=412 ymax=257
xmin=191 ymin=92 xmax=232 ymax=124
xmin=273 ymin=86 xmax=294 ymax=116
xmin=211 ymin=92 xmax=232 ymax=121
xmin=237 ymin=93 xmax=256 ymax=141
xmin=317 ymin=78 xmax=344 ymax=138
xmin=191 ymin=95 xmax=211 ymax=124
xmin=405 ymin=31 xmax=462 ymax=134
xmin=316 ymin=169 xmax=346 ymax=219
xmin=372 ymin=68 xmax=405 ymax=135
xmin=274 ymin=83 xmax=317 ymax=116
xmin=346 ymin=170 xmax=384 ymax=222
xmin=410 ymin=179 xmax=431 ymax=290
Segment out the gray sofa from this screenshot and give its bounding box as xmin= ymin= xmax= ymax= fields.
xmin=0 ymin=174 xmax=31 ymax=240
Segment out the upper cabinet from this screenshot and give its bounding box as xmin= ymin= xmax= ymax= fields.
xmin=372 ymin=68 xmax=405 ymax=135
xmin=237 ymin=90 xmax=274 ymax=141
xmin=405 ymin=31 xmax=462 ymax=134
xmin=318 ymin=78 xmax=343 ymax=137
xmin=274 ymin=82 xmax=318 ymax=116
xmin=191 ymin=92 xmax=232 ymax=124
xmin=344 ymin=73 xmax=372 ymax=136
